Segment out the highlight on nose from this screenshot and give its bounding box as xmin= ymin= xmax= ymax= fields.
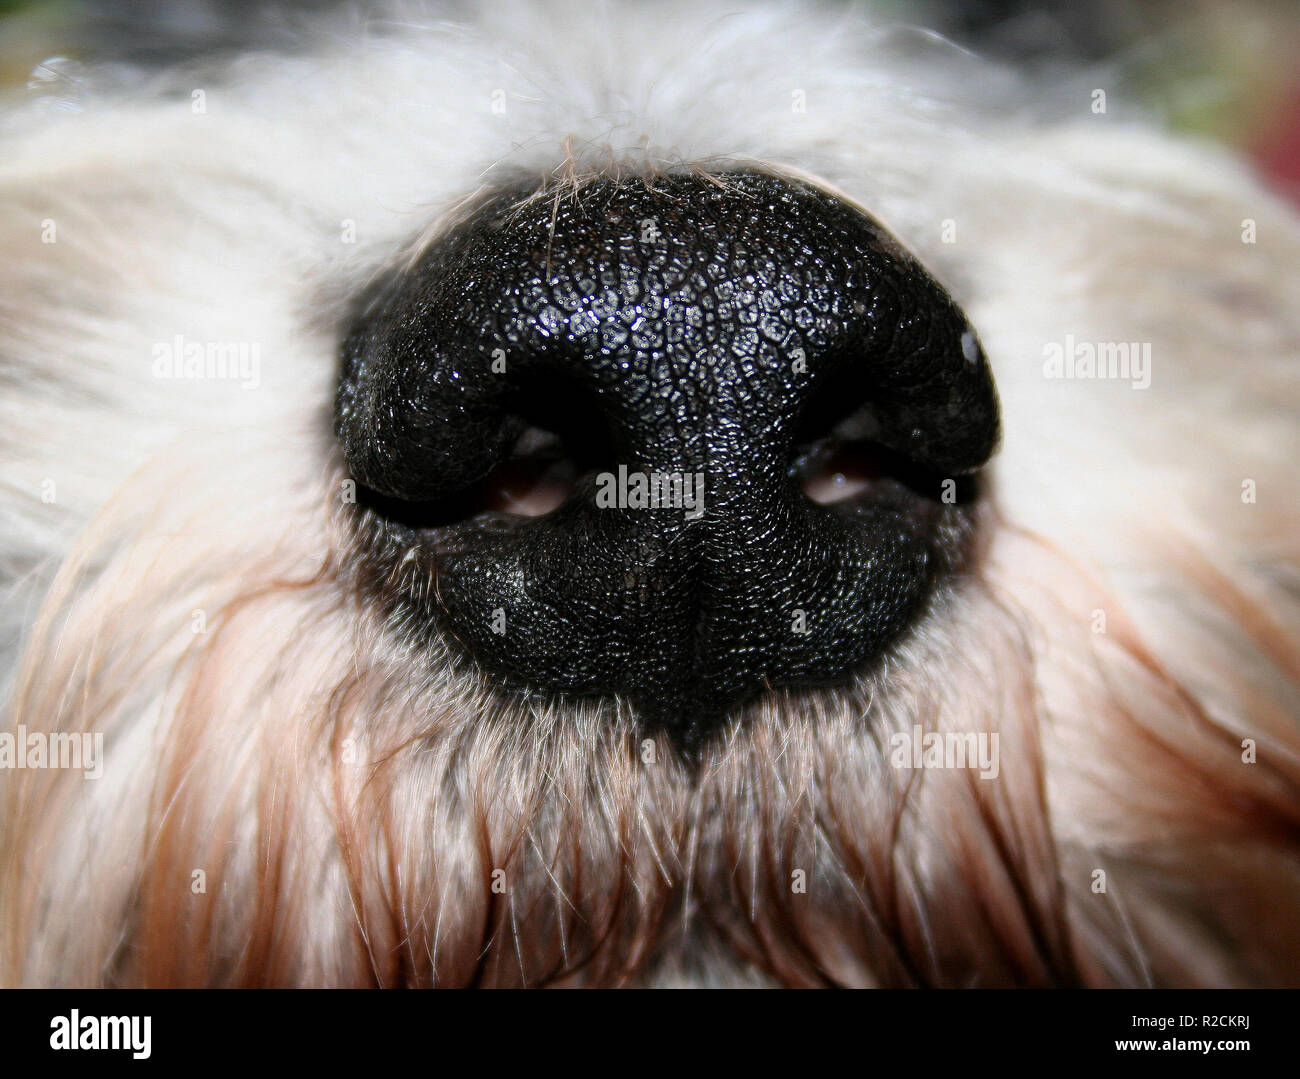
xmin=336 ymin=168 xmax=999 ymax=742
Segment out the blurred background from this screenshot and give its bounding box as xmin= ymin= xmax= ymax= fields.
xmin=0 ymin=0 xmax=1297 ymax=201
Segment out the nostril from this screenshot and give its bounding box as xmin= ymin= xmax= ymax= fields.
xmin=797 ymin=441 xmax=883 ymax=505
xmin=348 ymin=367 xmax=617 ymax=528
xmin=457 ymin=429 xmax=577 ymax=518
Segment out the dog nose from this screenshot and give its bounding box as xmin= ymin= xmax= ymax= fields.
xmin=337 ymin=169 xmax=998 ymax=740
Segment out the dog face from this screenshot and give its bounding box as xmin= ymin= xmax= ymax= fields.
xmin=2 ymin=1 xmax=1299 ymax=987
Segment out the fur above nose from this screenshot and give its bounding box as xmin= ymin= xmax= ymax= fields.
xmin=337 ymin=169 xmax=999 ymax=738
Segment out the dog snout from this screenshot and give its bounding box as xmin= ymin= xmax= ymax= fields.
xmin=337 ymin=169 xmax=999 ymax=740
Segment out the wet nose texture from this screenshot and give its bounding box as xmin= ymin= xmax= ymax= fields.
xmin=337 ymin=169 xmax=999 ymax=744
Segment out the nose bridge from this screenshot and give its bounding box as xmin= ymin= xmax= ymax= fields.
xmin=595 ymin=343 xmax=795 ymax=483
xmin=533 ymin=186 xmax=812 ymax=481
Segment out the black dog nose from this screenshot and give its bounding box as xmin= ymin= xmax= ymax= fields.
xmin=337 ymin=169 xmax=998 ymax=741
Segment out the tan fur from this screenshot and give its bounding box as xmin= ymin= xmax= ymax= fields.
xmin=5 ymin=440 xmax=1298 ymax=985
